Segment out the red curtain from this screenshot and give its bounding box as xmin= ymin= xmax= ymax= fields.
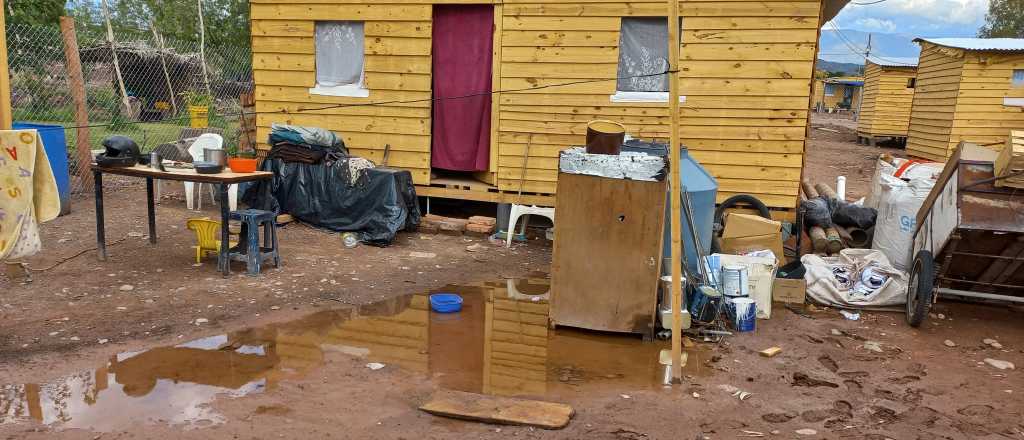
xmin=431 ymin=5 xmax=493 ymax=172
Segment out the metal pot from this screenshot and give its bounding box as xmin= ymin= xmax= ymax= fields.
xmin=203 ymin=148 xmax=227 ymax=167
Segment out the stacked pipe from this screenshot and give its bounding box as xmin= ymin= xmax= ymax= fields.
xmin=799 ymin=179 xmax=875 ymax=256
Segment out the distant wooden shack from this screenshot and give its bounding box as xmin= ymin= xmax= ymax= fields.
xmin=906 ymin=38 xmax=1024 ymax=161
xmin=250 ymin=0 xmax=851 ymax=211
xmin=856 ymin=56 xmax=918 ymax=145
xmin=812 ymin=76 xmax=862 ymax=113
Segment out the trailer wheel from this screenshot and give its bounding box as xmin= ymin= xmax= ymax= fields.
xmin=906 ymin=250 xmax=935 ymax=327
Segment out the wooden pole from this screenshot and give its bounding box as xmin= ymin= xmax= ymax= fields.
xmin=196 ymin=0 xmax=212 ymax=97
xmin=100 ymin=0 xmax=132 ymax=115
xmin=149 ymin=21 xmax=178 ymax=115
xmin=667 ymin=0 xmax=684 ymax=384
xmin=59 ymin=17 xmax=92 ymax=191
xmin=0 ymin=0 xmax=13 ymax=129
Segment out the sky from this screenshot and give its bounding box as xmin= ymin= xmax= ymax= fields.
xmin=818 ymin=0 xmax=991 ymax=63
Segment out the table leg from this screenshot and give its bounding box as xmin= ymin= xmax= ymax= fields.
xmin=94 ymin=170 xmax=106 ymax=261
xmin=146 ymin=177 xmax=157 ymax=244
xmin=219 ymin=183 xmax=230 ymax=276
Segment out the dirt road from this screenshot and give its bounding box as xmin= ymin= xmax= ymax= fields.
xmin=2 ymin=130 xmax=1022 ymax=439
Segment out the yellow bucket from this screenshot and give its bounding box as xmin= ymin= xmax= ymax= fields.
xmin=188 ymin=105 xmax=209 ymax=128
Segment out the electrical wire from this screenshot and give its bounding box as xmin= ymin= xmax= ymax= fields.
xmin=849 ymin=0 xmax=889 ymax=5
xmin=24 ymin=69 xmax=679 ymax=134
xmin=826 ymin=22 xmax=916 ymax=66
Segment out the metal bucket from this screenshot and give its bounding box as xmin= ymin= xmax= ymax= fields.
xmin=722 ymin=265 xmax=749 ymax=297
xmin=585 ymin=120 xmax=625 ymax=155
xmin=204 ymin=148 xmax=227 ymax=167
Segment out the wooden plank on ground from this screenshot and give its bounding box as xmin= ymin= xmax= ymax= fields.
xmin=419 ymin=390 xmax=574 ymax=429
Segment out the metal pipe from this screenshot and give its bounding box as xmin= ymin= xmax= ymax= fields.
xmin=836 ymin=176 xmax=846 ymax=202
xmin=937 ymin=277 xmax=1024 ymax=290
xmin=936 ymin=288 xmax=1024 ymax=304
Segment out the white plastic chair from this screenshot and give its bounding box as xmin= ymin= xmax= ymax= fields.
xmin=506 ymin=204 xmax=555 ymax=248
xmin=184 ymin=133 xmax=237 ymax=211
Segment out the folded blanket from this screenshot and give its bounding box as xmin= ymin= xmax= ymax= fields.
xmin=1 ymin=130 xmax=60 ymax=260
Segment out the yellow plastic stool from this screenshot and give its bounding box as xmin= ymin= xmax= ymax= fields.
xmin=186 ymin=218 xmax=237 ymax=263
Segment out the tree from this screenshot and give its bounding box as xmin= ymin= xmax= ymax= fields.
xmin=4 ymin=0 xmax=66 ymax=27
xmin=979 ymin=0 xmax=1024 ymax=38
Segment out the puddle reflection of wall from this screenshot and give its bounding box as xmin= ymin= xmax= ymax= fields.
xmin=484 ymin=280 xmax=549 ymax=397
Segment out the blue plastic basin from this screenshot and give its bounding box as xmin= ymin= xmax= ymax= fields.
xmin=430 ymin=293 xmax=463 ymax=313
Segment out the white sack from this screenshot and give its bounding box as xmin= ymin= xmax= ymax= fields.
xmin=871 ymin=175 xmax=934 ymax=271
xmin=802 ymin=249 xmax=908 ymax=308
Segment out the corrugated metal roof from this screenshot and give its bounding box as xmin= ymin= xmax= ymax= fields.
xmin=866 ymin=56 xmax=918 ymax=67
xmin=914 ymin=37 xmax=1024 ymax=52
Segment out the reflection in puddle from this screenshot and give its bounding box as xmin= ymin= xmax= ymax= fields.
xmin=0 ymin=278 xmax=708 ymax=431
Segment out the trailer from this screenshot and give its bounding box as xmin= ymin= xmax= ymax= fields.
xmin=907 ymin=142 xmax=1024 ymax=326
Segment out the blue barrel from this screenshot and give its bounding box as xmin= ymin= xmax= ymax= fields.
xmin=662 ymin=147 xmax=718 ymax=276
xmin=13 ymin=122 xmax=71 ymax=215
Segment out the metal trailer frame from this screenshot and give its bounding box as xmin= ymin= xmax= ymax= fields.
xmin=907 ymin=143 xmax=1024 ymax=326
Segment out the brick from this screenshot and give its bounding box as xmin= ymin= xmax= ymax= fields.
xmin=468 ymin=216 xmax=497 ymax=226
xmin=418 ymin=222 xmax=439 ymax=234
xmin=466 ymin=223 xmax=495 ymax=234
xmin=438 ymin=220 xmax=466 ymax=233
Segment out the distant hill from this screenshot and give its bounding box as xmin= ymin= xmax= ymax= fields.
xmin=817 ymin=29 xmax=920 ymax=65
xmin=817 ymin=59 xmax=863 ymax=76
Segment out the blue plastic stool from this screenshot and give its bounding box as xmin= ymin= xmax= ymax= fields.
xmin=229 ymin=209 xmax=280 ymax=276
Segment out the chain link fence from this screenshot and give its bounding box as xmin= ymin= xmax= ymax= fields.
xmin=6 ymin=22 xmax=254 ymax=195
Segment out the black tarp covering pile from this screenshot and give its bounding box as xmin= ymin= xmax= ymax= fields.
xmin=242 ymin=158 xmax=420 ymax=246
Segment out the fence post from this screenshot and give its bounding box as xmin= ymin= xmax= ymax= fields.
xmin=100 ymin=0 xmax=132 ymax=115
xmin=60 ymin=16 xmax=93 ymax=192
xmin=197 ymin=0 xmax=213 ymax=97
xmin=0 ymin=0 xmax=12 ymax=130
xmin=149 ymin=22 xmax=179 ymax=116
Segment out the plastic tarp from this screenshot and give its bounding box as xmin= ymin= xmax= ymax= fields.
xmin=242 ymin=158 xmax=420 ymax=246
xmin=802 ymin=249 xmax=908 ymax=307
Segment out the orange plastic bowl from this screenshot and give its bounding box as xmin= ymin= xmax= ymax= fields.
xmin=227 ymin=157 xmax=258 ymax=173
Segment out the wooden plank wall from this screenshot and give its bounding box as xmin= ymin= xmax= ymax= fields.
xmin=949 ymin=51 xmax=1024 ymax=156
xmin=906 ymin=43 xmax=966 ymax=161
xmin=250 ymin=2 xmax=434 ymax=184
xmin=857 ymin=62 xmax=916 ymax=137
xmin=250 ymin=0 xmax=825 ymax=208
xmin=496 ymin=1 xmax=821 ymax=208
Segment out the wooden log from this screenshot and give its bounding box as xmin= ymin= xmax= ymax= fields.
xmin=824 ymin=226 xmax=843 ymax=254
xmin=60 ymin=16 xmax=92 ymax=191
xmin=801 ymin=179 xmax=819 ymax=199
xmin=809 ymin=226 xmax=828 ymax=253
xmin=837 ymin=225 xmax=871 ymax=248
xmin=815 ymin=182 xmax=838 ymax=200
xmin=100 ymin=0 xmax=132 ymax=115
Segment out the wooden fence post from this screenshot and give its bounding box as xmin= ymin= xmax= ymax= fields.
xmin=60 ymin=16 xmax=92 ymax=191
xmin=667 ymin=0 xmax=684 ymax=384
xmin=150 ymin=22 xmax=178 ymax=116
xmin=100 ymin=0 xmax=132 ymax=115
xmin=0 ymin=0 xmax=13 ymax=130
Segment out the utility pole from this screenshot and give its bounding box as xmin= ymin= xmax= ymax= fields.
xmin=855 ymin=34 xmax=871 ymax=121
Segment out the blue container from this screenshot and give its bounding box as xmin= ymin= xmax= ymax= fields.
xmin=14 ymin=122 xmax=71 ymax=215
xmin=429 ymin=293 xmax=463 ymax=313
xmin=662 ymin=147 xmax=718 ymax=276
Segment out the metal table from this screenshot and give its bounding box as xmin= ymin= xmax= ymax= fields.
xmin=92 ymin=165 xmax=273 ymax=276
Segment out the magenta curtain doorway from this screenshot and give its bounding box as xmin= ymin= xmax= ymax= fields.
xmin=430 ymin=5 xmax=494 ymax=172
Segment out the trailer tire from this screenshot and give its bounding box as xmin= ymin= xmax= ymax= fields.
xmin=906 ymin=250 xmax=935 ymax=327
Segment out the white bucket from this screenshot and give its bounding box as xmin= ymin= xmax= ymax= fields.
xmin=721 ymin=265 xmax=749 ymax=297
xmin=732 ymin=297 xmax=756 ymax=332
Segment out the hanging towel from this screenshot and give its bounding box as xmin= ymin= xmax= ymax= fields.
xmin=1 ymin=130 xmax=60 ymax=260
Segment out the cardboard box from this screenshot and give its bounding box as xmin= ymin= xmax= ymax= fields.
xmin=721 ymin=213 xmax=784 ymax=262
xmin=773 ymin=278 xmax=806 ymax=304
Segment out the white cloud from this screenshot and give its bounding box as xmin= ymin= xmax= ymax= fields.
xmin=854 ymin=17 xmax=897 ymax=33
xmin=853 ymin=0 xmax=988 ymax=26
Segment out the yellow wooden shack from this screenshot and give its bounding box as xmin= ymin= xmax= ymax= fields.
xmin=250 ymin=0 xmax=850 ymax=210
xmin=856 ymin=56 xmax=918 ymax=145
xmin=811 ymin=76 xmax=863 ymax=113
xmin=906 ymin=38 xmax=1024 ymax=162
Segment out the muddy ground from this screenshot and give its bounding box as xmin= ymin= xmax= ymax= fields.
xmin=2 ymin=119 xmax=1022 ymax=439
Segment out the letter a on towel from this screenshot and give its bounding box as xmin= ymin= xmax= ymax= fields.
xmin=0 ymin=130 xmax=60 ymax=260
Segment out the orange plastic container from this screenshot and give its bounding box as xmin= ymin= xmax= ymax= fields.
xmin=227 ymin=157 xmax=258 ymax=173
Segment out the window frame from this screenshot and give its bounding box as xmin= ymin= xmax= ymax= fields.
xmin=824 ymin=83 xmax=836 ymax=97
xmin=609 ymin=17 xmax=684 ymax=103
xmin=906 ymin=78 xmax=916 ymax=89
xmin=309 ymin=21 xmax=369 ymax=98
xmin=1012 ymin=69 xmax=1024 ymax=88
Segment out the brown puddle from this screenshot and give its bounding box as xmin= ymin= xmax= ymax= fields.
xmin=0 ymin=278 xmax=709 ymax=432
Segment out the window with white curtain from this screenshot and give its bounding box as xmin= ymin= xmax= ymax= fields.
xmin=610 ymin=17 xmax=684 ymax=103
xmin=310 ymin=21 xmax=368 ymax=97
xmin=1013 ymin=69 xmax=1024 ymax=87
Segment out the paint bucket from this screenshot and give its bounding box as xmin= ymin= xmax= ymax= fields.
xmin=689 ymin=285 xmax=721 ymax=323
xmin=585 ymin=120 xmax=625 ymax=155
xmin=731 ymin=297 xmax=756 ymax=332
xmin=721 ymin=265 xmax=749 ymax=297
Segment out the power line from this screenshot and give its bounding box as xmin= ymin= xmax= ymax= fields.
xmin=826 ymin=22 xmax=915 ymax=66
xmin=25 ymin=69 xmax=679 ymax=134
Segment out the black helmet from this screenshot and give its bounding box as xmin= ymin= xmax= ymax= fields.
xmin=96 ymin=135 xmax=141 ymax=167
